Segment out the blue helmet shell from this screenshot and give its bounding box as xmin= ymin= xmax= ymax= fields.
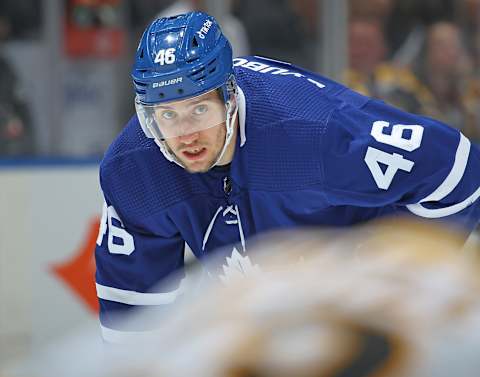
xmin=132 ymin=12 xmax=234 ymax=105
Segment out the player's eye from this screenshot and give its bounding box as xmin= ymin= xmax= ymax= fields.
xmin=193 ymin=104 xmax=208 ymax=115
xmin=161 ymin=110 xmax=177 ymax=120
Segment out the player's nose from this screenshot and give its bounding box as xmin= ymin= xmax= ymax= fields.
xmin=178 ymin=131 xmax=200 ymax=145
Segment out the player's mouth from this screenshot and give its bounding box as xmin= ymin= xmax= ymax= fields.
xmin=182 ymin=147 xmax=207 ymax=161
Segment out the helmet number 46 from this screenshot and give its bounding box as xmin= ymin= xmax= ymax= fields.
xmin=154 ymin=48 xmax=176 ymax=65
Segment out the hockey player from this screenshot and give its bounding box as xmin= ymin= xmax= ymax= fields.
xmin=95 ymin=12 xmax=480 ymax=341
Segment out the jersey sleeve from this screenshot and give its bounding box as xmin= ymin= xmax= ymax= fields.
xmin=94 ymin=193 xmax=186 ymax=343
xmin=320 ymin=98 xmax=480 ymax=232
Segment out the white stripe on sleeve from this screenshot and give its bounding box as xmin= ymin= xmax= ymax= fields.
xmin=96 ymin=281 xmax=185 ymax=306
xmin=407 ymin=133 xmax=480 ymax=218
xmin=100 ymin=324 xmax=153 ymax=344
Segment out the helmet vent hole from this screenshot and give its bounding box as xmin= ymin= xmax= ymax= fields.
xmin=192 ymin=36 xmax=199 ymax=48
xmin=159 ymin=93 xmax=165 ymax=98
xmin=209 ymin=67 xmax=216 ymax=74
xmin=178 ymin=89 xmax=184 ymax=95
xmin=139 ymin=49 xmax=144 ymax=58
xmin=188 ymin=67 xmax=207 ymax=81
xmin=134 ymin=79 xmax=147 ymax=87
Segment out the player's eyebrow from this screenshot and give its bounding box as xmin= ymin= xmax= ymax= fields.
xmin=156 ymin=96 xmax=214 ymax=110
xmin=186 ymin=97 xmax=210 ymax=107
xmin=155 ymin=104 xmax=175 ymax=110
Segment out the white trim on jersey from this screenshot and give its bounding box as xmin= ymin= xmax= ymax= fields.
xmin=100 ymin=324 xmax=152 ymax=344
xmin=407 ymin=187 xmax=480 ymax=219
xmin=407 ymin=133 xmax=480 ymax=218
xmin=237 ymin=85 xmax=247 ymax=147
xmin=96 ymin=281 xmax=185 ymax=306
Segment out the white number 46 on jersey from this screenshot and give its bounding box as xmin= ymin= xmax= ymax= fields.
xmin=96 ymin=202 xmax=135 ymax=255
xmin=364 ymin=121 xmax=424 ymax=190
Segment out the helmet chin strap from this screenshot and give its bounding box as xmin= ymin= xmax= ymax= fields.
xmin=151 ymin=92 xmax=239 ymax=171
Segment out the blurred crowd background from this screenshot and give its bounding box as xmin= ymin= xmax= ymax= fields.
xmin=1 ymin=0 xmax=480 ymax=158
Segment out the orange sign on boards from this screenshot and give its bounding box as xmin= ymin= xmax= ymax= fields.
xmin=51 ymin=217 xmax=100 ymax=314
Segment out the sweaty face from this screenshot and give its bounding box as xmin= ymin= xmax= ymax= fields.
xmin=162 ymin=91 xmax=229 ymax=173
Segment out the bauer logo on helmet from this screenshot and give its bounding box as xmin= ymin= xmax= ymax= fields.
xmin=152 ymin=77 xmax=183 ymax=89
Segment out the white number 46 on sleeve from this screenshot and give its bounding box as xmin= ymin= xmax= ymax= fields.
xmin=364 ymin=121 xmax=424 ymax=190
xmin=96 ymin=201 xmax=135 ymax=255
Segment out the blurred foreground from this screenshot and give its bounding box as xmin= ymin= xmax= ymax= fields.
xmin=3 ymin=218 xmax=480 ymax=377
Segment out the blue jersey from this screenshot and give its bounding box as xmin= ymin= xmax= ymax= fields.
xmin=95 ymin=56 xmax=480 ymax=341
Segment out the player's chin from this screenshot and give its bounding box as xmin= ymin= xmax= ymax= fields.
xmin=182 ymin=158 xmax=213 ymax=173
xmin=184 ymin=165 xmax=209 ymax=173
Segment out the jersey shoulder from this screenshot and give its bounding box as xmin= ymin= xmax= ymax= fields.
xmin=234 ymin=56 xmax=346 ymax=125
xmin=101 ymin=115 xmax=156 ymax=168
xmin=320 ymin=98 xmax=464 ymax=205
xmin=234 ymin=56 xmax=377 ymax=191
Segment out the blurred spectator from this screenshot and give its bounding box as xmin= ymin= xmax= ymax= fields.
xmin=350 ymin=0 xmax=463 ymax=68
xmin=344 ymin=19 xmax=429 ymax=114
xmin=232 ymin=0 xmax=314 ymax=68
xmin=0 ymin=20 xmax=34 ymax=156
xmin=385 ymin=0 xmax=456 ymax=67
xmin=349 ymin=0 xmax=394 ymax=24
xmin=345 ymin=18 xmax=480 ymax=142
xmin=458 ymin=0 xmax=480 ymax=74
xmin=412 ymin=22 xmax=480 ymax=141
xmin=289 ymin=0 xmax=317 ymax=37
xmin=0 ymin=0 xmax=42 ymax=40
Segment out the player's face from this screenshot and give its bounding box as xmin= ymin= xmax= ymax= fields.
xmin=163 ymin=91 xmax=234 ymax=173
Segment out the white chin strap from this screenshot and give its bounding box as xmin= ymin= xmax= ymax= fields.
xmin=150 ymin=93 xmax=238 ymax=171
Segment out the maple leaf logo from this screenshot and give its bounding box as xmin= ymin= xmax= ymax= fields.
xmin=219 ymin=247 xmax=261 ymax=284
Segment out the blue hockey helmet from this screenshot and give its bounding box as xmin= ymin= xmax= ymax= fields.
xmin=132 ymin=11 xmax=234 ymax=105
xmin=132 ymin=12 xmax=238 ymax=169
